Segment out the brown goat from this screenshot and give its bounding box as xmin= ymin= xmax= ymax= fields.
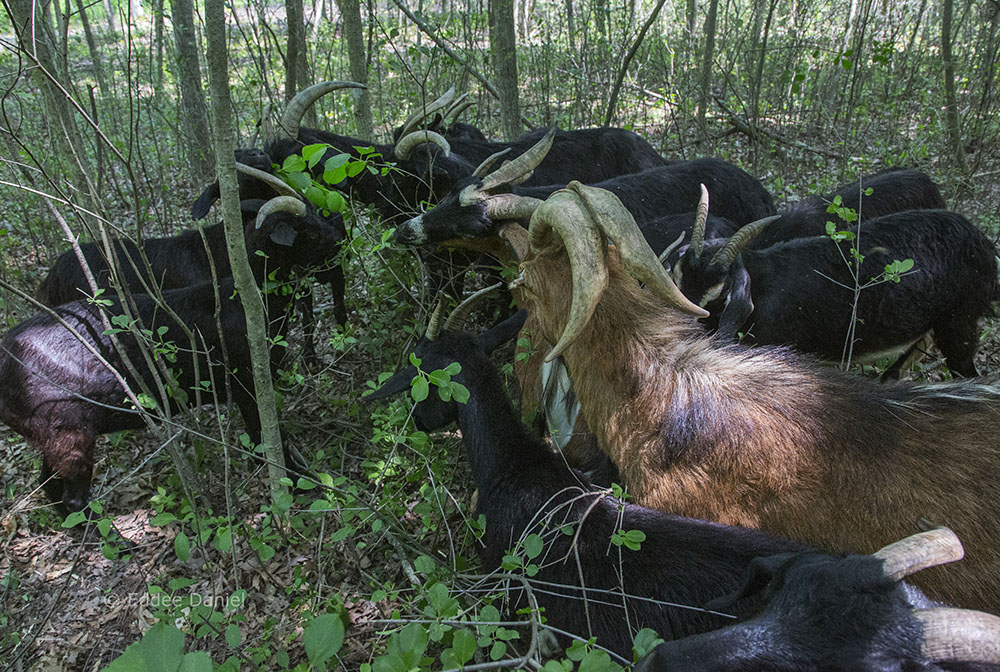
xmin=452 ymin=183 xmax=1000 ymax=612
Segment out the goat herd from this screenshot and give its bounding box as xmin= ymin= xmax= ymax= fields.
xmin=2 ymin=82 xmax=1000 ymax=669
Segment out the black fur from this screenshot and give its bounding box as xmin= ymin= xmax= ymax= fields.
xmin=368 ymin=313 xmax=976 ymax=663
xmin=670 ymin=210 xmax=997 ymax=377
xmin=2 ymin=203 xmax=343 ymax=513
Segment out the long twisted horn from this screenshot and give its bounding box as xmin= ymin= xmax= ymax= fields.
xmin=444 ymin=283 xmax=504 ymax=333
xmin=395 ymin=130 xmax=451 ymax=160
xmin=425 ymin=298 xmax=447 ymax=340
xmin=917 ymin=608 xmax=1000 ymax=662
xmin=568 ymin=182 xmax=708 ymax=318
xmin=480 ymin=128 xmax=555 ymax=193
xmin=484 ymin=194 xmax=544 ymax=222
xmin=234 ymin=162 xmax=301 ymax=199
xmin=255 ymin=196 xmax=307 ymax=229
xmin=689 ymin=183 xmax=709 ymax=259
xmin=472 ymin=148 xmax=513 ymax=177
xmin=709 ymin=214 xmax=781 ymax=269
xmin=397 ymin=86 xmax=457 ymax=140
xmin=275 ymin=81 xmax=367 ymax=141
xmin=873 ymin=527 xmax=965 ymax=581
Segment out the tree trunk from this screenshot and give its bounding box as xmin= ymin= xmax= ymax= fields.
xmin=697 ymin=0 xmax=719 ymax=136
xmin=102 ymin=0 xmax=116 ymax=33
xmin=335 ymin=0 xmax=374 ymax=138
xmin=941 ymin=0 xmax=968 ymax=172
xmin=489 ymin=0 xmax=521 ymax=139
xmin=171 ymin=0 xmax=214 ymax=183
xmin=285 ymin=0 xmax=310 ymax=101
xmin=565 ymin=0 xmax=575 ymax=52
xmin=604 ymin=0 xmax=668 ymax=126
xmin=75 ymin=0 xmax=108 ymax=97
xmin=203 ymin=0 xmax=288 ymax=505
xmin=153 ymin=0 xmax=165 ymax=89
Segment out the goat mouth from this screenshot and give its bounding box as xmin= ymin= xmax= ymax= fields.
xmin=393 ymin=217 xmax=428 ymax=245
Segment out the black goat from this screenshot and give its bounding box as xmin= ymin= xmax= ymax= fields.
xmin=39 ymin=169 xmax=347 ymax=364
xmin=394 ymin=130 xmax=771 ymax=248
xmin=635 ymin=541 xmax=1000 ymax=672
xmin=0 ymin=196 xmax=342 ymax=513
xmin=669 ymin=200 xmax=997 ymax=377
xmin=752 ymin=168 xmax=947 ymax=250
xmin=369 ymin=290 xmax=1000 ymax=667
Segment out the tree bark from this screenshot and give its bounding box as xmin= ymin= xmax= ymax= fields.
xmin=697 ymin=0 xmax=719 ymax=136
xmin=489 ymin=0 xmax=521 ymax=139
xmin=203 ymin=0 xmax=288 ymax=505
xmin=102 ymin=0 xmax=115 ymax=33
xmin=172 ymin=0 xmax=214 ymax=183
xmin=75 ymin=0 xmax=108 ymax=97
xmin=335 ymin=0 xmax=374 ymax=138
xmin=942 ymin=0 xmax=968 ymax=172
xmin=285 ymin=0 xmax=310 ymax=101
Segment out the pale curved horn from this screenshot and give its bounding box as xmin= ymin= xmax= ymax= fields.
xmin=397 ymin=86 xmax=457 ymax=140
xmin=708 ymin=215 xmax=781 ymax=269
xmin=917 ymin=608 xmax=1000 ymax=663
xmin=395 ymin=130 xmax=451 ymax=160
xmin=255 ymin=195 xmax=307 ymax=229
xmin=443 ymin=97 xmax=474 ymax=126
xmin=425 ymin=298 xmax=447 ymax=340
xmin=873 ymin=527 xmax=965 ymax=581
xmin=689 ymin=183 xmax=710 ymax=259
xmin=527 ymin=189 xmax=609 ymax=362
xmin=567 ymin=181 xmax=708 ymax=319
xmin=480 ymin=128 xmax=555 ymax=193
xmin=658 ymin=231 xmax=686 ymax=265
xmin=484 ymin=194 xmax=544 ymax=222
xmin=444 ymin=282 xmax=504 ymax=333
xmin=234 ymin=162 xmax=301 ymax=199
xmin=473 ymin=148 xmax=513 ymax=177
xmin=277 ymin=81 xmax=367 ymax=141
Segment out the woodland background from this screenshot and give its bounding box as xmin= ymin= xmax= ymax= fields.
xmin=0 ymin=0 xmax=999 ymax=669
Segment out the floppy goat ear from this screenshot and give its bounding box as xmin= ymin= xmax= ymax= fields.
xmin=703 ymin=552 xmax=799 ymax=612
xmin=269 ymin=223 xmax=298 ymax=247
xmin=365 ymin=367 xmax=418 ymax=401
xmin=192 ymin=183 xmax=221 ymax=220
xmin=478 ymin=309 xmax=528 ymax=355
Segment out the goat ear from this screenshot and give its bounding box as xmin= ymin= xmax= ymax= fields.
xmin=715 ymin=264 xmax=753 ymax=342
xmin=365 ymin=367 xmax=418 ymax=402
xmin=192 ymin=183 xmax=221 ymax=220
xmin=269 ymin=223 xmax=298 ymax=247
xmin=479 ymin=309 xmax=528 ymax=355
xmin=704 ymin=553 xmax=798 ymax=611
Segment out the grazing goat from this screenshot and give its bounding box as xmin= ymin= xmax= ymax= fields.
xmin=429 ymin=182 xmax=1000 ymax=611
xmin=668 ymin=198 xmax=997 ymax=377
xmin=753 ymin=168 xmax=947 ymax=250
xmin=394 ymin=129 xmax=768 ymax=249
xmin=0 ymin=196 xmax=342 ymax=513
xmin=40 ymin=167 xmax=347 ymax=364
xmin=369 ymin=290 xmax=1000 ymax=667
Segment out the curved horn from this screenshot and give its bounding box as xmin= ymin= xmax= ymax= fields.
xmin=658 ymin=231 xmax=687 ymax=265
xmin=425 ymin=298 xmax=447 ymax=340
xmin=527 ymin=189 xmax=609 ymax=362
xmin=473 ymin=148 xmax=513 ymax=177
xmin=444 ymin=282 xmax=504 ymax=333
xmin=255 ymin=195 xmax=307 ymax=229
xmin=234 ymin=162 xmax=302 ymax=199
xmin=276 ymin=81 xmax=367 ymax=141
xmin=443 ymin=97 xmax=474 ymax=126
xmin=689 ymin=183 xmax=709 ymax=260
xmin=484 ymin=194 xmax=544 ymax=222
xmin=873 ymin=528 xmax=965 ymax=581
xmin=397 ymin=86 xmax=457 ymax=140
xmin=708 ymin=215 xmax=781 ymax=269
xmin=917 ymin=608 xmax=1000 ymax=662
xmin=395 ymin=130 xmax=451 ymax=160
xmin=567 ymin=181 xmax=708 ymax=319
xmin=480 ymin=128 xmax=556 ymax=193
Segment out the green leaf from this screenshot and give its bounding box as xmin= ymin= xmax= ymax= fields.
xmin=411 ymin=376 xmax=429 ymax=402
xmin=632 ymin=628 xmax=664 ymax=660
xmin=304 ymin=144 xmax=329 ymax=167
xmin=347 ymin=160 xmax=367 ymax=178
xmin=304 ymin=613 xmax=345 ymax=666
xmin=451 ymin=382 xmax=470 ymax=404
xmin=427 ymin=370 xmax=450 ymax=387
xmin=287 ymin=171 xmax=312 ymax=192
xmin=522 ymin=533 xmax=544 ymax=560
xmin=282 ymin=154 xmax=307 ymax=172
xmin=325 ymin=190 xmax=345 ymax=213
xmin=174 ymin=531 xmax=190 ymax=562
xmin=325 ymin=153 xmax=350 ymax=171
xmin=414 ymin=554 xmax=435 ymax=574
xmin=140 ymin=622 xmax=186 ymax=672
xmin=179 ymin=651 xmax=212 ymax=672
xmin=395 ymin=622 xmax=429 ymax=660
xmin=62 ymin=511 xmax=87 ymax=528
xmin=214 ymin=526 xmax=232 ymax=553
xmin=408 ymin=352 xmax=422 ymax=367
xmin=444 ymin=362 xmax=461 ymax=375
xmin=578 ymin=648 xmax=612 ymax=672
xmin=224 ymin=624 xmax=242 ymax=648
xmin=450 ymin=629 xmax=476 ymax=665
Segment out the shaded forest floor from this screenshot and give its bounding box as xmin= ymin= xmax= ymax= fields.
xmin=2 ymin=119 xmax=1000 ymax=670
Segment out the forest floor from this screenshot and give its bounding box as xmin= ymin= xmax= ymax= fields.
xmin=2 ymin=122 xmax=1000 ymax=670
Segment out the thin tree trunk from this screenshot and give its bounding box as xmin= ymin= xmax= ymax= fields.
xmin=203 ymin=0 xmax=288 ymax=505
xmin=942 ymin=0 xmax=968 ymax=172
xmin=335 ymin=0 xmax=374 ymax=138
xmin=489 ymin=0 xmax=521 ymax=139
xmin=172 ymin=0 xmax=214 ymax=182
xmin=285 ymin=0 xmax=309 ymax=100
xmin=153 ymin=0 xmax=164 ymax=88
xmin=604 ymin=0 xmax=668 ymax=126
xmin=697 ymin=0 xmax=719 ymax=136
xmin=102 ymin=0 xmax=115 ymax=33
xmin=75 ymin=0 xmax=108 ymax=97
xmin=565 ymin=0 xmax=575 ymax=52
